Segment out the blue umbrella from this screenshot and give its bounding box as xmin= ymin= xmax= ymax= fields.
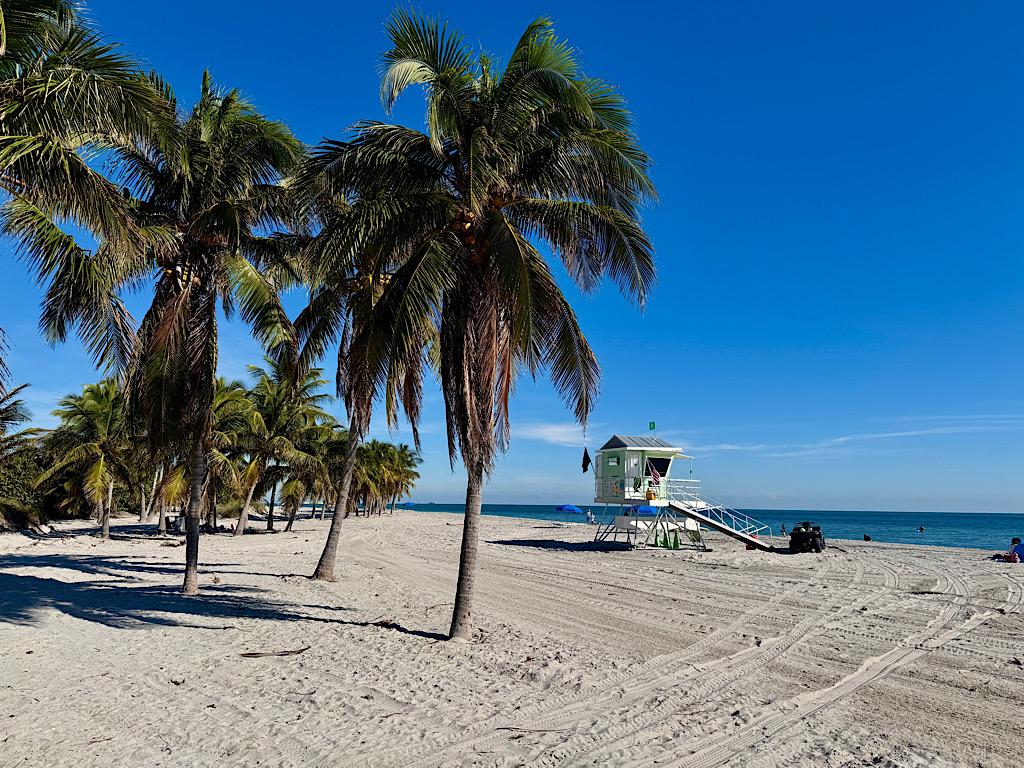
xmin=403 ymin=501 xmax=416 ymax=507
xmin=555 ymin=504 xmax=582 ymax=513
xmin=630 ymin=505 xmax=658 ymax=515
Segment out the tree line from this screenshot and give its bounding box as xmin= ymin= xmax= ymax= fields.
xmin=0 ymin=2 xmax=656 ymax=640
xmin=0 ymin=361 xmax=420 ymax=536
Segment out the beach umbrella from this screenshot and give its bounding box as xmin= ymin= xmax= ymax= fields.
xmin=630 ymin=505 xmax=658 ymax=515
xmin=558 ymin=504 xmax=582 ymax=514
xmin=403 ymin=501 xmax=416 ymax=507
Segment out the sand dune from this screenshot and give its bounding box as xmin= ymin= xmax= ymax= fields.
xmin=1 ymin=511 xmax=1021 ymax=767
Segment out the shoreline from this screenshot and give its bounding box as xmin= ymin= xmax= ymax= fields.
xmin=2 ymin=510 xmax=1021 ymax=767
xmin=7 ymin=514 xmax=1013 ymax=555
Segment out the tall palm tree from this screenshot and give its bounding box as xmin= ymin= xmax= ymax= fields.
xmin=0 ymin=383 xmax=41 ymax=463
xmin=312 ymin=12 xmax=656 ymax=638
xmin=297 ymin=149 xmax=431 ymax=582
xmin=36 ymin=380 xmax=128 ymax=538
xmin=129 ymin=74 xmax=302 ymax=592
xmin=14 ymin=72 xmax=302 ymax=591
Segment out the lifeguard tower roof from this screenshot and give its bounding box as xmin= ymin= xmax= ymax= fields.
xmin=599 ymin=435 xmax=682 ymax=452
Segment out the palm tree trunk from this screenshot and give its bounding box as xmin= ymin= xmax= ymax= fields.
xmin=312 ymin=416 xmax=361 ymax=581
xmin=234 ymin=482 xmax=257 ymax=537
xmin=95 ymin=497 xmax=106 ymax=538
xmin=266 ymin=459 xmax=280 ymax=530
xmin=100 ymin=480 xmax=114 ymax=539
xmin=157 ymin=496 xmax=166 ymax=534
xmin=146 ymin=465 xmax=161 ymax=523
xmin=449 ymin=463 xmax=484 ymax=641
xmin=183 ymin=442 xmax=205 ymax=595
xmin=285 ymin=503 xmax=297 ymax=532
xmin=204 ymin=490 xmax=216 ymax=531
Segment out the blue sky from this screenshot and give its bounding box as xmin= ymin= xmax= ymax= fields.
xmin=3 ymin=0 xmax=1023 ymax=512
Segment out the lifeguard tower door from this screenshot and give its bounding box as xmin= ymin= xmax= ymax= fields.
xmin=625 ymin=454 xmax=641 ymax=489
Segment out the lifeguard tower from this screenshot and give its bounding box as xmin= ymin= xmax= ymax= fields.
xmin=592 ymin=435 xmax=775 ymax=551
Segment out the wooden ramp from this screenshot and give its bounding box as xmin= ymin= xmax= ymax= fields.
xmin=666 ymin=500 xmax=775 ymax=551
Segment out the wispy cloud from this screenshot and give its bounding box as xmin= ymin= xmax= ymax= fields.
xmin=655 ymin=430 xmax=766 ymax=454
xmin=884 ymin=414 xmax=1024 ymax=424
xmin=515 ymin=422 xmax=598 ymax=447
xmin=681 ymin=442 xmax=767 ymax=453
xmin=661 ymin=415 xmax=1024 ymax=459
xmin=764 ymin=422 xmax=1022 ymax=458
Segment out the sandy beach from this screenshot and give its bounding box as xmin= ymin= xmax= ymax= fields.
xmin=1 ymin=510 xmax=1022 ymax=767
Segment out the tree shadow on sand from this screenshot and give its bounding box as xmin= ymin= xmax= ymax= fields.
xmin=0 ymin=552 xmax=444 ymax=640
xmin=0 ymin=551 xmax=354 ymax=631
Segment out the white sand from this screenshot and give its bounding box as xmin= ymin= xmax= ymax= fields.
xmin=1 ymin=511 xmax=1022 ymax=767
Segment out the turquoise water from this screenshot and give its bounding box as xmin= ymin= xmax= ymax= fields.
xmin=407 ymin=503 xmax=1024 ymax=552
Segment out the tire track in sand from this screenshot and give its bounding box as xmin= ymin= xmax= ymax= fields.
xmin=513 ymin=553 xmax=895 ymax=767
xmin=647 ymin=554 xmax=1004 ymax=768
xmin=389 ymin=557 xmax=847 ymax=768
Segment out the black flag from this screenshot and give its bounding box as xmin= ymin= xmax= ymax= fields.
xmin=582 ymin=447 xmax=592 ymax=473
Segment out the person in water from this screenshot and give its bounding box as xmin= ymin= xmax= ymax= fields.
xmin=918 ymin=526 xmax=925 ymax=533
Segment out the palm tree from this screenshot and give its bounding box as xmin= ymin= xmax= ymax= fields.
xmin=20 ymin=72 xmax=302 ymax=592
xmin=0 ymin=1 xmax=173 ymax=381
xmin=205 ymin=377 xmax=253 ymax=529
xmin=0 ymin=383 xmax=42 ymax=463
xmin=36 ymin=380 xmax=129 ymax=538
xmin=348 ymin=439 xmax=387 ymax=516
xmin=297 ymin=143 xmax=432 ymax=582
xmin=312 ymin=12 xmax=656 ymax=638
xmin=233 ymin=358 xmax=333 ymax=535
xmin=132 ymin=75 xmax=302 ymax=592
xmin=385 ymin=442 xmax=420 ymax=513
xmin=281 ymin=423 xmax=335 ymax=532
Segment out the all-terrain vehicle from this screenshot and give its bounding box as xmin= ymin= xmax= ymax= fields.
xmin=789 ymin=521 xmax=825 ymax=553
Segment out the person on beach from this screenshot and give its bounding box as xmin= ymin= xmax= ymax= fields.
xmin=1003 ymin=537 xmax=1024 ymax=563
xmin=781 ymin=524 xmax=786 ymax=536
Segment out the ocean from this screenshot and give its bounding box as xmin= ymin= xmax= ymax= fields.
xmin=404 ymin=503 xmax=1024 ymax=552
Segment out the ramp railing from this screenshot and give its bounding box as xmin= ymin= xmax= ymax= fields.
xmin=666 ymin=480 xmax=773 ymax=541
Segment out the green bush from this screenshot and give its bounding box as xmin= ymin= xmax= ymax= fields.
xmin=0 ymin=452 xmax=46 ymax=529
xmin=0 ymin=451 xmax=44 ymax=510
xmin=216 ymin=496 xmax=265 ymax=519
xmin=0 ymin=497 xmax=44 ymax=530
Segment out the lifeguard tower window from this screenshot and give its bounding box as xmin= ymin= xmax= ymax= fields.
xmin=647 ymin=457 xmax=670 ymax=476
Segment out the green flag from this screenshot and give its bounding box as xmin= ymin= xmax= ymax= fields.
xmin=649 ymin=421 xmax=656 ymax=431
